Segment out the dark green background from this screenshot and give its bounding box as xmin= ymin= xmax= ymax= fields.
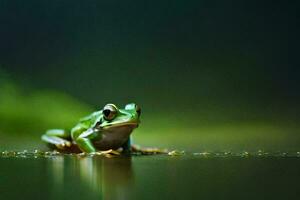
xmin=0 ymin=0 xmax=299 ymax=151
xmin=0 ymin=2 xmax=300 ymax=200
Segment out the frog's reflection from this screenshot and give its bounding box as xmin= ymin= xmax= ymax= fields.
xmin=49 ymin=156 xmax=134 ymax=200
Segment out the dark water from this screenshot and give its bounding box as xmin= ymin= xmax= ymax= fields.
xmin=1 ymin=154 xmax=300 ymax=200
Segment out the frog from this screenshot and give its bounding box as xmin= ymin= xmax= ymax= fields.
xmin=41 ymin=103 xmax=141 ymax=154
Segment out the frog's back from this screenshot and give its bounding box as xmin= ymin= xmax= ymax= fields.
xmin=80 ymin=110 xmax=100 ymax=122
xmin=70 ymin=111 xmax=101 ymax=140
xmin=78 ymin=111 xmax=102 ymax=127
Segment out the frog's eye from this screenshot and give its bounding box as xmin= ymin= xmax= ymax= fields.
xmin=135 ymin=105 xmax=141 ymax=117
xmin=102 ymin=104 xmax=118 ymax=121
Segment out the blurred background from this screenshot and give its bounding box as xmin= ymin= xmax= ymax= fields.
xmin=0 ymin=0 xmax=299 ymax=152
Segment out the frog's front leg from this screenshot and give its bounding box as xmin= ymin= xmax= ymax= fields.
xmin=75 ymin=128 xmax=100 ymax=153
xmin=41 ymin=129 xmax=71 ymax=149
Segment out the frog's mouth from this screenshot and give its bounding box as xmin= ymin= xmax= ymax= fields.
xmin=101 ymin=122 xmax=139 ymax=130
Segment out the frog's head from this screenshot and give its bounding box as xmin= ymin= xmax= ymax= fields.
xmin=97 ymin=103 xmax=141 ymax=131
xmin=93 ymin=103 xmax=141 ymax=150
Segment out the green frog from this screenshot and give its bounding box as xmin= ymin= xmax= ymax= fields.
xmin=41 ymin=103 xmax=141 ymax=153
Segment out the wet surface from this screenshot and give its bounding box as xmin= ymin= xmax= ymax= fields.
xmin=1 ymin=151 xmax=300 ymax=200
xmin=1 ymin=150 xmax=300 ymax=158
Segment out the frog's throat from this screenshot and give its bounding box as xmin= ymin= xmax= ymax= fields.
xmin=100 ymin=122 xmax=138 ymax=130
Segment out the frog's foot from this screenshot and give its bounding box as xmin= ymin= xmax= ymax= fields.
xmin=93 ymin=149 xmax=121 ymax=157
xmin=42 ymin=134 xmax=72 ymax=150
xmin=131 ymin=145 xmax=169 ymax=155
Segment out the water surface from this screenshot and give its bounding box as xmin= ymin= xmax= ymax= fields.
xmin=1 ymin=153 xmax=300 ymax=200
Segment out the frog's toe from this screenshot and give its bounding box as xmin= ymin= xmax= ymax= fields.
xmin=56 ymin=141 xmax=71 ymax=149
xmin=56 ymin=143 xmax=65 ymax=150
xmin=131 ymin=145 xmax=168 ymax=155
xmin=95 ymin=149 xmax=121 ymax=156
xmin=65 ymin=141 xmax=71 ymax=147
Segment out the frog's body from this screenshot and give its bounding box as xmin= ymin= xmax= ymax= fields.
xmin=41 ymin=103 xmax=141 ymax=153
